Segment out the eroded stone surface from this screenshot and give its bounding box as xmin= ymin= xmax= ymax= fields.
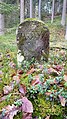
xmin=16 ymin=19 xmax=49 ymax=62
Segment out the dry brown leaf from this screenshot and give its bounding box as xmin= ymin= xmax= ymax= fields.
xmin=26 ymin=68 xmax=35 ymax=75
xmin=45 ymin=115 xmax=50 ymax=119
xmin=19 ymin=84 xmax=26 ymax=96
xmin=64 ymin=74 xmax=67 ymax=82
xmin=22 ymin=97 xmax=33 ymax=113
xmin=3 ymin=85 xmax=13 ymax=94
xmin=13 ymin=75 xmax=20 ymax=84
xmin=31 ymin=75 xmax=41 ymax=86
xmin=58 ymin=95 xmax=66 ymax=107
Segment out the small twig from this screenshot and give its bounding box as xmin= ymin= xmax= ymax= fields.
xmin=50 ymin=47 xmax=67 ymax=50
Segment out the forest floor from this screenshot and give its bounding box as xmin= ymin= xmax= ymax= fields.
xmin=0 ymin=17 xmax=67 ymax=119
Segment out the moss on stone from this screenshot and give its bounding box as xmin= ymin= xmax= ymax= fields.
xmin=17 ymin=18 xmax=49 ymax=62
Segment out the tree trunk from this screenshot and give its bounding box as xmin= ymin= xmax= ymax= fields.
xmin=20 ymin=0 xmax=24 ymax=23
xmin=0 ymin=0 xmax=4 ymax=35
xmin=61 ymin=0 xmax=66 ymax=26
xmin=65 ymin=25 xmax=67 ymax=40
xmin=16 ymin=0 xmax=19 ymax=5
xmin=51 ymin=0 xmax=55 ymax=23
xmin=30 ymin=0 xmax=32 ymax=18
xmin=38 ymin=0 xmax=41 ymax=20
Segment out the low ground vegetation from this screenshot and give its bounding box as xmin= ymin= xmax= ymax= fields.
xmin=0 ymin=17 xmax=67 ymax=119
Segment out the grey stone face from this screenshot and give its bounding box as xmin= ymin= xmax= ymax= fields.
xmin=16 ymin=19 xmax=49 ymax=62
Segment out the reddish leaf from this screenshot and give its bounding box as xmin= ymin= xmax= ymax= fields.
xmin=10 ymin=73 xmax=16 ymax=77
xmin=22 ymin=97 xmax=33 ymax=113
xmin=3 ymin=76 xmax=20 ymax=94
xmin=3 ymin=86 xmax=13 ymax=95
xmin=58 ymin=95 xmax=66 ymax=106
xmin=45 ymin=115 xmax=50 ymax=119
xmin=31 ymin=75 xmax=41 ymax=86
xmin=13 ymin=75 xmax=20 ymax=84
xmin=2 ymin=104 xmax=21 ymax=119
xmin=19 ymin=84 xmax=26 ymax=96
xmin=17 ymin=69 xmax=23 ymax=74
xmin=6 ymin=53 xmax=11 ymax=59
xmin=45 ymin=92 xmax=52 ymax=96
xmin=0 ymin=95 xmax=9 ymax=102
xmin=60 ymin=50 xmax=66 ymax=56
xmin=22 ymin=113 xmax=32 ymax=119
xmin=9 ymin=61 xmax=16 ymax=68
xmin=53 ymin=65 xmax=63 ymax=72
xmin=26 ymin=68 xmax=35 ymax=75
xmin=48 ymin=67 xmax=59 ymax=76
xmin=64 ymin=74 xmax=67 ymax=82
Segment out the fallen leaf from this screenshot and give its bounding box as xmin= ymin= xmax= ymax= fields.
xmin=17 ymin=69 xmax=23 ymax=74
xmin=13 ymin=75 xmax=20 ymax=84
xmin=2 ymin=104 xmax=21 ymax=119
xmin=60 ymin=50 xmax=66 ymax=56
xmin=45 ymin=115 xmax=50 ymax=119
xmin=22 ymin=112 xmax=32 ymax=119
xmin=45 ymin=92 xmax=52 ymax=96
xmin=3 ymin=86 xmax=13 ymax=95
xmin=64 ymin=74 xmax=67 ymax=82
xmin=58 ymin=95 xmax=66 ymax=106
xmin=22 ymin=97 xmax=33 ymax=113
xmin=31 ymin=75 xmax=41 ymax=86
xmin=3 ymin=76 xmax=20 ymax=94
xmin=48 ymin=67 xmax=59 ymax=76
xmin=53 ymin=65 xmax=63 ymax=72
xmin=9 ymin=61 xmax=16 ymax=68
xmin=0 ymin=95 xmax=9 ymax=102
xmin=26 ymin=68 xmax=35 ymax=75
xmin=19 ymin=84 xmax=26 ymax=96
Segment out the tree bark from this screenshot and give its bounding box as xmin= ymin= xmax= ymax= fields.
xmin=61 ymin=0 xmax=66 ymax=26
xmin=30 ymin=0 xmax=32 ymax=18
xmin=51 ymin=0 xmax=55 ymax=23
xmin=20 ymin=0 xmax=24 ymax=23
xmin=38 ymin=0 xmax=41 ymax=20
xmin=65 ymin=25 xmax=67 ymax=40
xmin=0 ymin=0 xmax=4 ymax=35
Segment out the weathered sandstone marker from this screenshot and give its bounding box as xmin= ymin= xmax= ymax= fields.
xmin=16 ymin=19 xmax=49 ymax=63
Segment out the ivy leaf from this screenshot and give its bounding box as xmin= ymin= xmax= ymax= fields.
xmin=14 ymin=99 xmax=22 ymax=107
xmin=0 ymin=70 xmax=3 ymax=78
xmin=64 ymin=82 xmax=67 ymax=87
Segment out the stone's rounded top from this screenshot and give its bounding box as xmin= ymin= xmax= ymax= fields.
xmin=16 ymin=18 xmax=49 ymax=62
xmin=22 ymin=18 xmax=46 ymax=25
xmin=18 ymin=18 xmax=48 ymax=32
